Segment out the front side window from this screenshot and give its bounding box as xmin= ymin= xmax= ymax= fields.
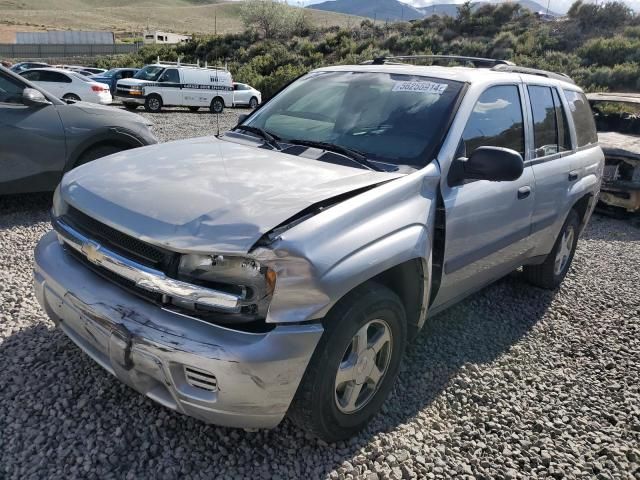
xmin=462 ymin=85 xmax=525 ymax=157
xmin=564 ymin=90 xmax=598 ymax=147
xmin=21 ymin=70 xmax=41 ymax=82
xmin=160 ymin=68 xmax=180 ymax=83
xmin=528 ymin=85 xmax=559 ymax=158
xmin=0 ymin=73 xmax=25 ymax=104
xmin=134 ymin=66 xmax=165 ymax=82
xmin=244 ymin=71 xmax=464 ymax=168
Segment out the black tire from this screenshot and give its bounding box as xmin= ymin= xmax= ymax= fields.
xmin=249 ymin=97 xmax=259 ymax=109
xmin=188 ymin=106 xmax=200 ymax=112
xmin=210 ymin=97 xmax=224 ymax=114
xmin=144 ymin=94 xmax=163 ymax=113
xmin=63 ymin=93 xmax=81 ymax=102
xmin=523 ymin=209 xmax=580 ymax=289
xmin=123 ymin=103 xmax=138 ymax=111
xmin=74 ymin=144 xmax=126 ymax=168
xmin=288 ymin=282 xmax=407 ymax=442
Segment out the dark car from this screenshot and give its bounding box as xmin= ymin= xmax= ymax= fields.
xmin=90 ymin=68 xmax=139 ymax=95
xmin=9 ymin=62 xmax=50 ymax=73
xmin=0 ymin=65 xmax=157 ymax=195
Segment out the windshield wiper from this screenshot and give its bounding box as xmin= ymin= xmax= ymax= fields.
xmin=234 ymin=125 xmax=282 ymax=150
xmin=286 ymin=139 xmax=383 ymax=172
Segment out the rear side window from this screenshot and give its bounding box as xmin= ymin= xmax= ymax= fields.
xmin=0 ymin=73 xmax=25 ymax=104
xmin=39 ymin=71 xmax=71 ymax=83
xmin=552 ymin=89 xmax=572 ymax=152
xmin=462 ymin=85 xmax=525 ymax=157
xmin=528 ymin=86 xmax=559 ymax=158
xmin=564 ymin=90 xmax=598 ymax=147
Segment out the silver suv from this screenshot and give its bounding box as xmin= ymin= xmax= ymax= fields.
xmin=33 ymin=56 xmax=604 ymax=442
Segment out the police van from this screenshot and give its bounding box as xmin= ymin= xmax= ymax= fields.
xmin=115 ymin=59 xmax=233 ymax=113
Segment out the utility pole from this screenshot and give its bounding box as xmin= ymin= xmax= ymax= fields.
xmin=214 ymin=14 xmax=217 ymax=36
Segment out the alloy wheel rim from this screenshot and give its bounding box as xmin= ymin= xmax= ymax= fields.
xmin=149 ymin=98 xmax=160 ymax=110
xmin=554 ymin=225 xmax=575 ymax=275
xmin=334 ymin=319 xmax=392 ymax=414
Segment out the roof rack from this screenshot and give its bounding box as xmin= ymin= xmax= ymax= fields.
xmin=155 ymin=56 xmax=228 ymax=71
xmin=491 ymin=64 xmax=575 ymax=84
xmin=364 ymin=55 xmax=515 ymax=68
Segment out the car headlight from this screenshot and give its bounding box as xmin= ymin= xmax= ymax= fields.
xmin=176 ymin=254 xmax=276 ymax=320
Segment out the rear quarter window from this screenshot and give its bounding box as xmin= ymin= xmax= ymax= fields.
xmin=564 ymin=90 xmax=598 ymax=148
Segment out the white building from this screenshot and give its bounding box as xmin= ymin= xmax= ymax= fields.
xmin=143 ymin=31 xmax=192 ymax=45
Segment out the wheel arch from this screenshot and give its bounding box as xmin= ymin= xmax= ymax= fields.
xmin=65 ymin=129 xmax=146 ymax=172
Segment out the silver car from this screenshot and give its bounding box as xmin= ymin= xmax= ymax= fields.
xmin=33 ymin=57 xmax=604 ymax=441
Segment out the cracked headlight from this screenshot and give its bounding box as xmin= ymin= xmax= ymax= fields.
xmin=176 ymin=254 xmax=276 ymax=320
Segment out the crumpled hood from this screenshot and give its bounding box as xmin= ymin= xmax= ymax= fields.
xmin=60 ymin=137 xmax=403 ymax=254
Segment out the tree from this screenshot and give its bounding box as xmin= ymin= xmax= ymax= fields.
xmin=240 ymin=0 xmax=298 ymax=39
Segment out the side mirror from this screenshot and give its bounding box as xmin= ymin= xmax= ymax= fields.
xmin=237 ymin=113 xmax=248 ymax=124
xmin=457 ymin=146 xmax=524 ymax=183
xmin=23 ymin=88 xmax=50 ymax=107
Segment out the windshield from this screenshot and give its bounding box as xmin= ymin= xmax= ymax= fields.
xmin=133 ymin=65 xmax=165 ymax=81
xmin=243 ymin=71 xmax=464 ymax=168
xmin=101 ymin=69 xmax=118 ymax=78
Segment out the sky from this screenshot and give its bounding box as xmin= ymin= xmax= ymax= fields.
xmin=298 ymin=0 xmax=640 ymax=15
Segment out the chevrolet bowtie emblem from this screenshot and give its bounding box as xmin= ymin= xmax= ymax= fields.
xmin=81 ymin=240 xmax=103 ymax=265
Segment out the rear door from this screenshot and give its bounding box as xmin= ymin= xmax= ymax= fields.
xmin=436 ymin=84 xmax=536 ymax=307
xmin=234 ymin=83 xmax=250 ymax=105
xmin=37 ymin=70 xmax=72 ymax=98
xmin=525 ymin=85 xmax=573 ymax=244
xmin=0 ymin=71 xmax=66 ymax=194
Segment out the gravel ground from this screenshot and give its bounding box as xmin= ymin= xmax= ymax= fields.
xmin=1 ymin=110 xmax=639 ymax=479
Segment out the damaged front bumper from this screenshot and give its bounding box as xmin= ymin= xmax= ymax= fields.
xmin=33 ymin=231 xmax=323 ymax=429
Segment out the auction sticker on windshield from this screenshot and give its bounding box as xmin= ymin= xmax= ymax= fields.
xmin=392 ymin=81 xmax=448 ymax=94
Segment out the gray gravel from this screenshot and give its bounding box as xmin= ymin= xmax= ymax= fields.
xmin=1 ymin=109 xmax=639 ymax=479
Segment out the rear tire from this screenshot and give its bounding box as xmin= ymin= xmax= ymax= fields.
xmin=210 ymin=97 xmax=224 ymax=114
xmin=188 ymin=106 xmax=200 ymax=112
xmin=523 ymin=209 xmax=580 ymax=289
xmin=74 ymin=144 xmax=126 ymax=169
xmin=144 ymin=94 xmax=162 ymax=113
xmin=288 ymin=282 xmax=406 ymax=442
xmin=63 ymin=93 xmax=81 ymax=102
xmin=123 ymin=103 xmax=138 ymax=111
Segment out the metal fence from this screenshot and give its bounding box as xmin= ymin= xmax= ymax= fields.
xmin=0 ymin=43 xmax=139 ymax=59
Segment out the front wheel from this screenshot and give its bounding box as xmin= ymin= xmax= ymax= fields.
xmin=249 ymin=97 xmax=259 ymax=109
xmin=523 ymin=209 xmax=580 ymax=289
xmin=210 ymin=97 xmax=224 ymax=114
xmin=288 ymin=282 xmax=406 ymax=442
xmin=144 ymin=94 xmax=162 ymax=113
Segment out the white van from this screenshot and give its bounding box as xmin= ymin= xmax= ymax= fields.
xmin=115 ymin=60 xmax=233 ymax=113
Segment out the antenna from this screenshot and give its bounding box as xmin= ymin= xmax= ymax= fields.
xmin=215 ymin=107 xmax=221 ymax=137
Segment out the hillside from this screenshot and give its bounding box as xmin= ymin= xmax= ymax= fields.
xmin=419 ymin=1 xmax=559 ymax=17
xmin=309 ymin=0 xmax=424 ymax=21
xmin=309 ymin=0 xmax=559 ymax=20
xmin=0 ymin=0 xmax=364 ymax=36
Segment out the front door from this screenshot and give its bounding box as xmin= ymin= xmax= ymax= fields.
xmin=157 ymin=68 xmax=182 ymax=106
xmin=435 ymin=84 xmax=536 ymax=308
xmin=0 ymin=72 xmax=66 ymax=194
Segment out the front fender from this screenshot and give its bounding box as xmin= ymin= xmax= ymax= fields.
xmin=255 ymin=165 xmax=440 ymax=324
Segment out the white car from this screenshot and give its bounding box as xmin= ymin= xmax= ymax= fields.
xmin=19 ymin=68 xmax=112 ymax=105
xmin=233 ymin=82 xmax=261 ymax=109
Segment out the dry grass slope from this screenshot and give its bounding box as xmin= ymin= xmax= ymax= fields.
xmin=0 ymin=0 xmax=365 ymax=36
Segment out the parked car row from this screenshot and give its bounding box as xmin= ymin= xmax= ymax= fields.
xmin=5 ymin=59 xmax=262 ymax=112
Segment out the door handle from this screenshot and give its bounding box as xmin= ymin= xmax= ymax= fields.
xmin=517 ymin=186 xmax=531 ymax=200
xmin=568 ymin=171 xmax=579 ymax=181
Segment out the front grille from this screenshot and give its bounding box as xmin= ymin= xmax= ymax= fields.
xmin=63 ymin=206 xmax=178 ymax=271
xmin=65 ymin=247 xmax=163 ymax=304
xmin=184 ymin=367 xmax=218 ymax=392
